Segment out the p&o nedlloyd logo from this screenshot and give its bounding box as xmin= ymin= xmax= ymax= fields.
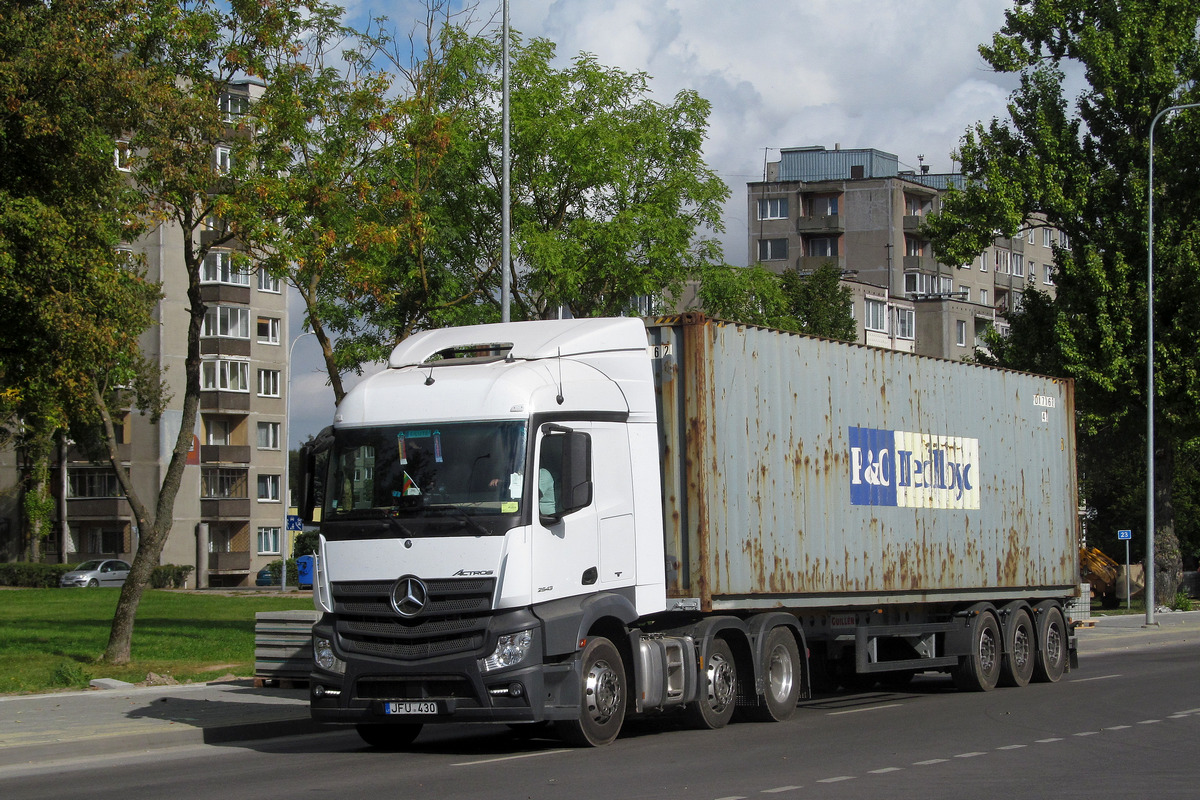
xmin=390 ymin=575 xmax=429 ymax=618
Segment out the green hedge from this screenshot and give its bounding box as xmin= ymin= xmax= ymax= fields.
xmin=150 ymin=564 xmax=195 ymax=589
xmin=0 ymin=562 xmax=74 ymax=587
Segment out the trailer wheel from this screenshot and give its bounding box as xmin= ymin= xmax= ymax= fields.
xmin=556 ymin=637 xmax=626 ymax=747
xmin=746 ymin=627 xmax=802 ymax=722
xmin=686 ymin=637 xmax=737 ymax=729
xmin=999 ymin=608 xmax=1035 ymax=688
xmin=355 ymin=723 xmax=422 ymax=749
xmin=1032 ymin=606 xmax=1067 ymax=683
xmin=952 ymin=611 xmax=1001 ymax=692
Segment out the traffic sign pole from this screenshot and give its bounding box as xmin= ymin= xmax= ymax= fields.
xmin=1118 ymin=530 xmax=1132 ymax=609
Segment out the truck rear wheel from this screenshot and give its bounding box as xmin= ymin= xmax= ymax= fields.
xmin=355 ymin=723 xmax=422 ymax=749
xmin=952 ymin=611 xmax=1001 ymax=692
xmin=746 ymin=627 xmax=801 ymax=722
xmin=1032 ymin=606 xmax=1067 ymax=683
xmin=686 ymin=638 xmax=737 ymax=729
xmin=556 ymin=636 xmax=626 ymax=747
xmin=999 ymin=608 xmax=1035 ymax=687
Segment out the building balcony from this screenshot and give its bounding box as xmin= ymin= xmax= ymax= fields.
xmin=200 ymin=391 xmax=251 ymax=412
xmin=902 ymin=255 xmax=941 ymax=272
xmin=200 ymin=338 xmax=252 ymax=358
xmin=66 ymin=497 xmax=133 ymax=520
xmin=903 ymin=215 xmax=923 ymax=231
xmin=199 ymin=284 xmax=251 ymax=305
xmin=65 ymin=443 xmax=132 ymax=464
xmin=796 ymin=214 xmax=843 ymax=233
xmin=208 ymin=550 xmax=250 ymax=573
xmin=200 ymin=497 xmax=251 ymax=519
xmin=200 ymin=444 xmax=251 ymax=464
xmin=795 ymin=255 xmax=845 ymax=273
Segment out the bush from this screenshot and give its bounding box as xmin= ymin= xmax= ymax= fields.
xmin=266 ymin=558 xmax=300 ymax=586
xmin=1170 ymin=590 xmax=1193 ymax=612
xmin=150 ymin=564 xmax=195 ymax=589
xmin=0 ymin=562 xmax=74 ymax=587
xmin=51 ymin=661 xmax=92 ymax=689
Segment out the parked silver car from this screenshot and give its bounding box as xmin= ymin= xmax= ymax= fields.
xmin=60 ymin=559 xmax=131 ymax=588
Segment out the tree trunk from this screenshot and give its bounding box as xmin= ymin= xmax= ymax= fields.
xmin=1153 ymin=437 xmax=1182 ymax=605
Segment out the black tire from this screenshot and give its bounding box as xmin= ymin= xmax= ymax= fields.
xmin=87 ymin=578 xmax=99 ymax=588
xmin=1032 ymin=606 xmax=1067 ymax=683
xmin=685 ymin=638 xmax=737 ymax=729
xmin=952 ymin=611 xmax=1001 ymax=692
xmin=355 ymin=723 xmax=422 ymax=749
xmin=555 ymin=637 xmax=626 ymax=747
xmin=999 ymin=608 xmax=1035 ymax=688
xmin=746 ymin=627 xmax=802 ymax=722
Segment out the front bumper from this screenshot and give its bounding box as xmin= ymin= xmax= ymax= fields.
xmin=309 ymin=609 xmax=580 ymax=726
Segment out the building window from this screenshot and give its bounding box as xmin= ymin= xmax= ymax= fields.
xmin=1043 ymin=266 xmax=1054 ymax=286
xmin=114 ymin=141 xmax=131 ymax=172
xmin=980 ymin=288 xmax=990 ymax=307
xmin=1027 ymin=228 xmax=1035 ymax=244
xmin=864 ymin=298 xmax=887 ymax=333
xmin=905 ymin=236 xmax=924 ymax=258
xmin=1058 ymin=231 xmax=1069 ymax=248
xmin=995 ymin=249 xmax=1011 ymax=275
xmin=1043 ymin=228 xmax=1054 ymax=247
xmin=201 ymin=467 xmax=247 ymax=498
xmin=257 ymin=421 xmax=280 ymax=450
xmin=206 ymin=417 xmax=231 ymax=446
xmin=257 ymin=526 xmax=280 ymax=555
xmin=758 ymin=238 xmax=788 ymax=261
xmin=201 ymin=359 xmax=250 ymax=392
xmin=939 ymin=276 xmax=953 ymax=294
xmin=806 ymin=236 xmax=838 ymax=257
xmin=257 ymin=269 xmax=280 ymax=293
xmin=69 ymin=469 xmax=122 ymax=498
xmin=757 ymin=197 xmax=788 ymax=220
xmin=1012 ymin=254 xmax=1024 ymax=278
xmin=980 ymin=253 xmax=988 ymax=273
xmin=202 ymin=305 xmax=250 ymax=339
xmin=221 ymin=93 xmax=249 ymax=123
xmin=257 ymin=316 xmax=280 ymax=345
xmin=895 ymin=308 xmax=915 ymax=340
xmin=1028 ymin=263 xmax=1037 ymax=282
xmin=201 ymin=251 xmax=250 ymax=285
xmin=805 ymin=194 xmax=839 ymax=216
xmin=215 ymin=146 xmax=232 ymax=174
xmin=956 ymin=320 xmax=967 ymax=347
xmin=257 ymin=474 xmax=280 ymax=502
xmin=960 ymin=286 xmax=970 ymax=302
xmin=258 ymin=369 xmax=281 ymax=398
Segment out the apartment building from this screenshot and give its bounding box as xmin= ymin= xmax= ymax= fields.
xmin=0 ymin=80 xmax=291 ymax=587
xmin=746 ymin=145 xmax=1060 ymax=359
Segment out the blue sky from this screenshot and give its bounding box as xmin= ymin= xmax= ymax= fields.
xmin=289 ymin=0 xmax=1025 ymax=445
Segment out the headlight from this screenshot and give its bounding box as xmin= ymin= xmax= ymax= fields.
xmin=313 ymin=637 xmax=345 ymax=674
xmin=481 ymin=629 xmax=535 ymax=673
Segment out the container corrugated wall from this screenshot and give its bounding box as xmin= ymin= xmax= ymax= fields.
xmin=649 ymin=315 xmax=1079 ymax=611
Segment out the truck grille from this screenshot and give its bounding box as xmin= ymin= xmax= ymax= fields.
xmin=330 ymin=578 xmax=496 ymax=661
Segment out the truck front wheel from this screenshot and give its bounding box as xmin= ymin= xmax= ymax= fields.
xmin=556 ymin=636 xmax=626 ymax=747
xmin=686 ymin=638 xmax=737 ymax=729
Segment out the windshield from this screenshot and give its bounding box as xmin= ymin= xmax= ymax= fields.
xmin=325 ymin=421 xmax=527 ymax=530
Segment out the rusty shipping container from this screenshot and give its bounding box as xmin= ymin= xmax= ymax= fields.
xmin=648 ymin=314 xmax=1079 ymax=612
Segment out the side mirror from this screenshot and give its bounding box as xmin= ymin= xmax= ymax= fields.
xmin=298 ymin=426 xmax=333 ymax=525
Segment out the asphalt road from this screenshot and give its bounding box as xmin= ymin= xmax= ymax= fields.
xmin=6 ymin=635 xmax=1198 ymax=800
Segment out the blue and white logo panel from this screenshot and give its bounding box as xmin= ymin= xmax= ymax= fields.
xmin=849 ymin=426 xmax=980 ymax=509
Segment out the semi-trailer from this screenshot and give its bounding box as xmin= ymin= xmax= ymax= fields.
xmin=302 ymin=313 xmax=1079 ymax=747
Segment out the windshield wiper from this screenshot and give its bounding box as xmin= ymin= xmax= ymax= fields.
xmin=426 ymin=504 xmax=489 ymax=535
xmin=383 ymin=514 xmax=417 ymax=538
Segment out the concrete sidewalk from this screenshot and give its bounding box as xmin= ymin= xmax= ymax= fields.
xmin=1 ymin=611 xmax=1196 ymax=769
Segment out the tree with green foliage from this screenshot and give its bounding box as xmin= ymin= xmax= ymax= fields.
xmin=923 ymin=0 xmax=1200 ymax=601
xmin=453 ymin=32 xmax=730 ymax=320
xmin=0 ymin=0 xmax=163 ymax=562
xmin=697 ymin=262 xmax=856 ymax=340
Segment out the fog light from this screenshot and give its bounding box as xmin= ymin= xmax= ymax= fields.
xmin=508 ymin=682 xmax=523 ymax=697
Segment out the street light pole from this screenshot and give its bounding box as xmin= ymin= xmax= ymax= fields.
xmin=281 ymin=330 xmax=314 ymax=592
xmin=500 ymin=0 xmax=511 ymax=323
xmin=1145 ymin=101 xmax=1200 ymax=626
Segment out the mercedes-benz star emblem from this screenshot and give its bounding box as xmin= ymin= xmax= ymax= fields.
xmin=390 ymin=576 xmax=428 ymax=618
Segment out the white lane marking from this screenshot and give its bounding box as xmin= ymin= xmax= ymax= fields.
xmin=997 ymin=745 xmax=1027 ymax=750
xmin=1073 ymin=731 xmax=1100 ymax=737
xmin=1105 ymin=725 xmax=1131 ymax=730
xmin=1137 ymin=719 xmax=1162 ymax=725
xmin=869 ymin=767 xmax=903 ymax=774
xmin=914 ymin=759 xmax=948 ymax=766
xmin=817 ymin=776 xmax=855 ymax=783
xmin=827 ymin=703 xmax=902 ymax=716
xmin=955 ymin=752 xmax=986 ymax=758
xmin=1036 ymin=738 xmax=1063 ymax=743
xmin=1070 ymin=674 xmax=1121 ymax=683
xmin=714 ymin=796 xmax=747 ymax=800
xmin=452 ymin=749 xmax=569 ymax=767
xmin=761 ymin=786 xmax=801 ymax=793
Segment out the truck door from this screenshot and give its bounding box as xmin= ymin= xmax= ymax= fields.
xmin=531 ymin=421 xmax=635 ymax=604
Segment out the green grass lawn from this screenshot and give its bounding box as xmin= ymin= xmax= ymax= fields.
xmin=0 ymin=588 xmax=315 ymax=695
